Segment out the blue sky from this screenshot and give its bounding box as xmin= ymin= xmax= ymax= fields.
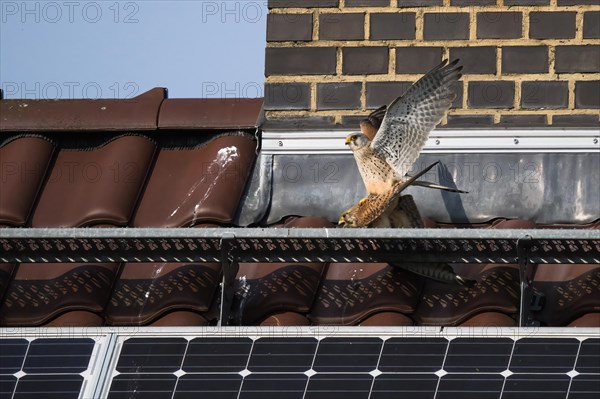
xmin=0 ymin=1 xmax=267 ymax=99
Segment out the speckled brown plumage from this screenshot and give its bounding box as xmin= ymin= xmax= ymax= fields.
xmin=339 ymin=161 xmax=440 ymax=228
xmin=346 ymin=59 xmax=463 ymax=195
xmin=338 ymin=162 xmax=474 ymax=287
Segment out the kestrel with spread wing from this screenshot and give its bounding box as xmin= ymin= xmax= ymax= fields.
xmin=346 ymin=59 xmax=463 ymax=197
xmin=338 ymin=165 xmax=475 ymax=286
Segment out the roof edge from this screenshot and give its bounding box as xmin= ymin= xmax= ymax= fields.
xmin=0 ymin=88 xmax=264 ymax=132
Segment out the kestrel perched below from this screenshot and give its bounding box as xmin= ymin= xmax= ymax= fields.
xmin=346 ymin=59 xmax=463 ymax=196
xmin=338 ymin=163 xmax=475 ymax=286
xmin=339 ymin=161 xmax=440 ymax=228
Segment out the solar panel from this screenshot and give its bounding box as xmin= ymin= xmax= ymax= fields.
xmin=0 ymin=337 xmax=103 ymax=399
xmin=1 ymin=329 xmax=598 ymax=398
xmin=104 ymin=332 xmax=600 ymax=399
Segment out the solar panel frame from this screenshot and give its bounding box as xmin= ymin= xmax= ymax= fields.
xmin=0 ymin=331 xmax=113 ymax=399
xmin=91 ymin=326 xmax=600 ymax=399
xmin=2 ymin=327 xmax=597 ymax=399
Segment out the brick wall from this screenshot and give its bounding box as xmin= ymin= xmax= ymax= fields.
xmin=263 ymin=0 xmax=600 ymax=128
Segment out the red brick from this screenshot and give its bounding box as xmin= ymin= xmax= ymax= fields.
xmin=319 ymin=13 xmax=364 ymax=40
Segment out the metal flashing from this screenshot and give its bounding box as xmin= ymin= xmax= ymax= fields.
xmin=261 ymin=128 xmax=600 ymax=154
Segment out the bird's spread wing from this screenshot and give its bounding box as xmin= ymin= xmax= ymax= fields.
xmin=370 ymin=59 xmax=462 ymax=179
xmin=359 ymin=105 xmax=387 ymax=140
xmin=365 ymin=105 xmax=387 ymax=128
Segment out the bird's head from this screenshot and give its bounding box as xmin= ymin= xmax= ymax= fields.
xmin=338 ymin=209 xmax=358 ymax=228
xmin=344 ymin=133 xmax=369 ymax=151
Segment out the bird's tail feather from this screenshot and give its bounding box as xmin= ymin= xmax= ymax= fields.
xmin=391 ymin=262 xmax=476 ymax=287
xmin=411 ymin=180 xmax=468 ymax=194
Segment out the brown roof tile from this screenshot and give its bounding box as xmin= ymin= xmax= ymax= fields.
xmin=0 ymin=88 xmax=264 ymax=132
xmin=31 ymin=135 xmax=156 ymax=227
xmin=158 ymin=98 xmax=263 ymax=130
xmin=0 ymin=88 xmax=166 ymax=132
xmin=414 ymin=265 xmax=520 ymax=326
xmin=105 ymin=262 xmax=221 ymax=326
xmin=0 ymin=263 xmax=118 ymax=326
xmin=132 ymin=134 xmax=256 ymax=227
xmin=0 ymin=93 xmax=264 ymax=327
xmin=235 ymin=216 xmax=332 ymax=325
xmin=309 ymin=263 xmax=422 ymax=326
xmin=532 ymin=264 xmax=600 ymax=326
xmin=0 ymin=136 xmax=56 ymax=226
xmin=0 ymin=92 xmax=597 ymax=328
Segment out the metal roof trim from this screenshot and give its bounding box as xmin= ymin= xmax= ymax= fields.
xmin=261 ymin=128 xmax=600 ymax=154
xmin=1 ymin=227 xmax=598 ymax=264
xmin=2 ymin=227 xmax=598 ymax=240
xmin=1 ymin=326 xmax=598 ymax=339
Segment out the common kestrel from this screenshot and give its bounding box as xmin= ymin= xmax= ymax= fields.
xmin=338 ymin=164 xmax=474 ymax=286
xmin=346 ymin=59 xmax=463 ymax=196
xmin=339 ymin=161 xmax=440 ymax=228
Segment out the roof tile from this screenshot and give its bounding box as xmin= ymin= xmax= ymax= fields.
xmin=105 ymin=262 xmax=221 ymax=326
xmin=0 ymin=88 xmax=166 ymax=132
xmin=310 ymin=263 xmax=422 ymax=326
xmin=0 ymin=137 xmax=56 ymax=226
xmin=31 ymin=135 xmax=156 ymax=227
xmin=158 ymin=98 xmax=263 ymax=129
xmin=0 ymin=263 xmax=117 ymax=326
xmin=132 ymin=134 xmax=256 ymax=227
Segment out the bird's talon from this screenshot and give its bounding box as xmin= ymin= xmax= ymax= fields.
xmin=358 ymin=197 xmax=369 ymax=206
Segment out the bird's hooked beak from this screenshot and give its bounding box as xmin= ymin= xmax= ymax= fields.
xmin=338 ymin=215 xmax=347 ymax=227
xmin=344 ymin=136 xmax=352 ymax=146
